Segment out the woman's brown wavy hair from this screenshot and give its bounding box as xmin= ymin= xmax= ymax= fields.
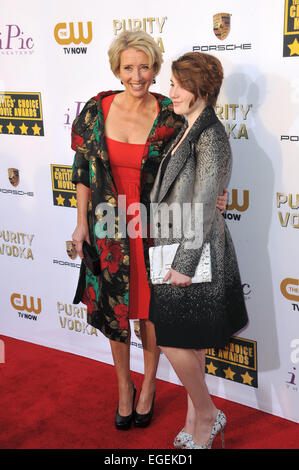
xmin=171 ymin=52 xmax=223 ymax=108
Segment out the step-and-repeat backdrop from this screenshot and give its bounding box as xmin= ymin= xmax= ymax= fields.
xmin=1 ymin=0 xmax=298 ymax=423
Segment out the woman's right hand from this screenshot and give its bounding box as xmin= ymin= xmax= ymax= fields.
xmin=72 ymin=223 xmax=90 ymax=259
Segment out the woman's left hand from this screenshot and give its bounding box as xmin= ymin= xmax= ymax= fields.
xmin=163 ymin=269 xmax=192 ymax=287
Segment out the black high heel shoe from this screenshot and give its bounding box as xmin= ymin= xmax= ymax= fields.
xmin=134 ymin=392 xmax=155 ymax=428
xmin=115 ymin=384 xmax=136 ymax=430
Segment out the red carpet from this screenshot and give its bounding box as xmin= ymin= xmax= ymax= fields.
xmin=0 ymin=335 xmax=298 ymax=450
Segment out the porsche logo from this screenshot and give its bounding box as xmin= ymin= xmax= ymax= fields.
xmin=66 ymin=240 xmax=78 ymax=260
xmin=213 ymin=13 xmax=231 ymax=40
xmin=8 ymin=168 xmax=20 ymax=187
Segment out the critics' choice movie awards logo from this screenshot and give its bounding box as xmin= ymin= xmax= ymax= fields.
xmin=10 ymin=293 xmax=41 ymax=321
xmin=54 ymin=21 xmax=92 ymax=54
xmin=277 ymin=192 xmax=299 ymax=229
xmin=193 ymin=12 xmax=252 ymax=53
xmin=281 ymin=278 xmax=299 ymax=312
xmin=57 ymin=302 xmax=98 ymax=336
xmin=0 ymin=230 xmax=34 ymax=260
xmin=51 ymin=164 xmax=77 ymax=208
xmin=283 ymin=0 xmax=299 ymax=56
xmin=0 ymin=92 xmax=44 ymax=136
xmin=206 ymin=337 xmax=258 ymax=388
xmin=113 ymin=16 xmax=167 ymax=52
xmin=0 ymin=168 xmax=34 ymax=197
xmin=0 ymin=24 xmax=34 ymax=55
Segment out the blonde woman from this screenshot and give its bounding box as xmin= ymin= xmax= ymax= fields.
xmin=71 ymin=32 xmax=228 ymax=431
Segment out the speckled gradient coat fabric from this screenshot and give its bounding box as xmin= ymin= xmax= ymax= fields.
xmin=149 ymin=106 xmax=248 ymax=349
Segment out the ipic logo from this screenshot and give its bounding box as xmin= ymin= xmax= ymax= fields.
xmin=0 ymin=24 xmax=34 ymax=54
xmin=223 ymin=189 xmax=249 ymax=222
xmin=54 ymin=22 xmax=92 ymax=54
xmin=10 ymin=293 xmax=42 ymax=320
xmin=64 ymin=100 xmax=86 ymax=127
xmin=286 ymin=339 xmax=299 ymax=392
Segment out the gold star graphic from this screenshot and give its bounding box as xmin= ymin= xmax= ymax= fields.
xmin=19 ymin=122 xmax=28 ymax=135
xmin=32 ymin=123 xmax=41 ymax=135
xmin=69 ymin=195 xmax=77 ymax=207
xmin=56 ymin=194 xmax=65 ymax=206
xmin=223 ymin=366 xmax=236 ymax=381
xmin=288 ymin=38 xmax=299 ymax=56
xmin=206 ymin=361 xmax=218 ymax=375
xmin=241 ymin=371 xmax=254 ymax=386
xmin=0 ymin=124 xmax=3 ymax=133
xmin=7 ymin=122 xmax=15 ymax=134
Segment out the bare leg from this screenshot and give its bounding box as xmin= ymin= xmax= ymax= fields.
xmin=137 ymin=319 xmax=161 ymax=413
xmin=109 ymin=326 xmax=134 ymax=416
xmin=160 ymin=346 xmax=217 ymax=446
xmin=184 ymin=350 xmax=206 ymax=434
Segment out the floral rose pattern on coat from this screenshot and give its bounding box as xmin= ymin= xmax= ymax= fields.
xmin=72 ymin=90 xmax=185 ymax=343
xmin=97 ymin=239 xmax=124 ymax=275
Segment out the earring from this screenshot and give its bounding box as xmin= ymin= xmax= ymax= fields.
xmin=153 ymin=78 xmax=156 ymax=84
xmin=121 ymin=81 xmax=123 ymax=85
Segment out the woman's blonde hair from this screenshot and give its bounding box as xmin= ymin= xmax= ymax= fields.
xmin=108 ymin=30 xmax=163 ymax=77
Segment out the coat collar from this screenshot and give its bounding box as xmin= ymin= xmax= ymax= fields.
xmin=88 ymin=90 xmax=174 ymax=166
xmin=152 ymin=106 xmax=218 ymax=204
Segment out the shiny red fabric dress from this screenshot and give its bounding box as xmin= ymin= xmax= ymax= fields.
xmin=102 ymin=94 xmax=151 ymax=319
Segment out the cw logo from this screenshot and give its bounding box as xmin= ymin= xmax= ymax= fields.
xmin=226 ymin=189 xmax=249 ymax=212
xmin=54 ymin=22 xmax=92 ymax=45
xmin=10 ymin=293 xmax=42 ymax=314
xmin=280 ymin=278 xmax=299 ymax=302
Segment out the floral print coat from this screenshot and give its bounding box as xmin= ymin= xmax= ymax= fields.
xmin=71 ymin=90 xmax=184 ymax=343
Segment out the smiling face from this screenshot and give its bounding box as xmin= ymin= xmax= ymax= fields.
xmin=119 ymin=47 xmax=155 ymax=98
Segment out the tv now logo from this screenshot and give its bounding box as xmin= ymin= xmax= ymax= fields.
xmin=10 ymin=293 xmax=42 ymax=314
xmin=54 ymin=22 xmax=92 ymax=45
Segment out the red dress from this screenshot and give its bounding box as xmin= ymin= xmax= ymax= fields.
xmin=102 ymin=94 xmax=151 ymax=320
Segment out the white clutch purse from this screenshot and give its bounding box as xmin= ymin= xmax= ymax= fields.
xmin=149 ymin=242 xmax=212 ymax=284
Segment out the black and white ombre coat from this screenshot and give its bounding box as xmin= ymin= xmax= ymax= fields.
xmin=149 ymin=106 xmax=248 ymax=349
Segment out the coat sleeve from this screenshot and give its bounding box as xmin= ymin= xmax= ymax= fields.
xmin=72 ymin=152 xmax=90 ymax=188
xmin=71 ymin=98 xmax=99 ymax=189
xmin=171 ymin=123 xmax=231 ymax=277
